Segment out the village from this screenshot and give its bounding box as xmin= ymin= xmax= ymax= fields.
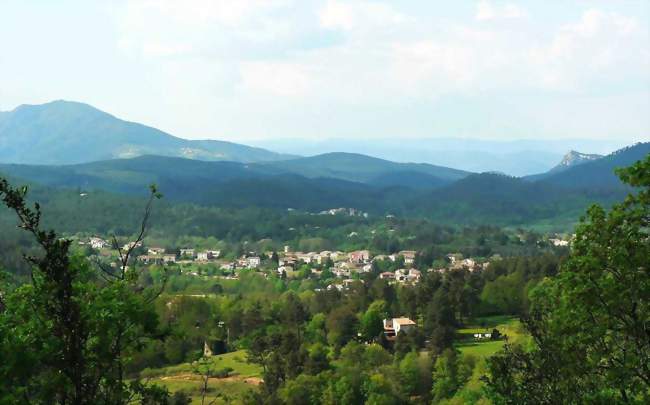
xmin=81 ymin=236 xmax=496 ymax=291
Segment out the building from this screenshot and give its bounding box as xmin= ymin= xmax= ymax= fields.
xmin=137 ymin=255 xmax=163 ymax=265
xmin=90 ymin=237 xmax=109 ymax=250
xmin=220 ymin=262 xmax=235 ymax=271
xmin=180 ymin=248 xmax=195 ymax=258
xmin=349 ymin=250 xmax=371 ymax=264
xmin=333 ymin=268 xmax=351 ymax=278
xmin=147 ymin=247 xmax=166 ymax=255
xmin=550 ymin=238 xmax=569 ymax=247
xmin=196 ymin=251 xmax=211 ymax=261
xmin=122 ymin=241 xmax=143 ymax=251
xmin=379 ymin=271 xmax=395 ymax=280
xmin=383 ymin=317 xmax=416 ymax=339
xmin=399 ymin=250 xmax=417 ymax=265
xmin=247 ymin=256 xmax=261 ymax=268
xmin=408 ymin=269 xmax=421 ymax=282
xmin=162 ymin=254 xmax=177 ymax=263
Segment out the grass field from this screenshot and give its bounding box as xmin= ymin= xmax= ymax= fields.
xmin=143 ymin=350 xmax=262 ymax=404
xmin=456 ymin=315 xmax=527 ymax=358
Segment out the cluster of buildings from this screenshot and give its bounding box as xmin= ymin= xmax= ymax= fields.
xmin=136 ymin=247 xmax=221 ymax=266
xmin=219 ymin=256 xmax=261 ymax=271
xmin=317 ymin=207 xmax=369 ymax=217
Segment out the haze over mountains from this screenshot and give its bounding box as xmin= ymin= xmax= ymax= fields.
xmin=0 ymin=101 xmax=632 ymax=176
xmin=0 ymin=100 xmax=647 ymax=227
xmin=0 ymin=101 xmax=293 ymax=165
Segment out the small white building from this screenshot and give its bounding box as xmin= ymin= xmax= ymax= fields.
xmin=147 ymin=247 xmax=166 ymax=255
xmin=90 ymin=237 xmax=109 ymax=250
xmin=196 ymin=251 xmax=211 ymax=261
xmin=180 ymin=248 xmax=195 ymax=258
xmin=383 ymin=317 xmax=416 ymax=338
xmin=247 ymin=256 xmax=261 ymax=268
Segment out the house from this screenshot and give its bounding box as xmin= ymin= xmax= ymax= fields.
xmin=362 ymin=264 xmax=373 ymax=273
xmin=349 ymin=250 xmax=371 ymax=264
xmin=395 ymin=269 xmax=409 ymax=282
xmin=297 ymin=253 xmax=315 ymax=263
xmin=247 ymin=256 xmax=261 ymax=268
xmin=327 ymin=284 xmax=344 ymax=292
xmin=180 ymin=248 xmax=195 ymax=258
xmin=162 ymin=254 xmax=177 ymax=263
xmin=147 ymin=247 xmax=166 ymax=255
xmin=379 ymin=271 xmax=396 ymax=280
xmin=220 ymin=262 xmax=235 ymax=271
xmin=333 ymin=268 xmax=351 ymax=278
xmin=383 ymin=317 xmax=416 ymax=339
xmin=446 ymin=253 xmax=463 ymax=265
xmin=90 ymin=237 xmax=109 ymax=249
xmin=399 ymin=250 xmax=417 ymax=265
xmin=137 ymin=255 xmax=163 ymax=265
xmin=453 ymin=258 xmax=477 ymax=271
xmin=122 ymin=241 xmax=142 ymax=251
xmin=279 ymin=257 xmax=296 ymax=267
xmin=277 ymin=265 xmax=293 ymax=275
xmin=196 ymin=251 xmax=211 ymax=261
xmin=550 ymin=238 xmax=569 ymax=247
xmin=408 ymin=269 xmax=421 ymax=282
xmin=208 ymin=250 xmax=221 ymax=258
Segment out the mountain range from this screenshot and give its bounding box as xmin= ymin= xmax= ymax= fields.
xmin=0 ymin=100 xmax=647 ymax=227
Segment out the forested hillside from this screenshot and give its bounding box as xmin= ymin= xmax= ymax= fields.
xmin=0 ymin=101 xmax=293 ymax=164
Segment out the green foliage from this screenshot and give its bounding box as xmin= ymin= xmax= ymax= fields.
xmin=0 ymin=178 xmax=168 ymax=404
xmin=486 ymin=155 xmax=650 ymax=403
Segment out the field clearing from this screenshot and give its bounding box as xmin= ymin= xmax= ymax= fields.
xmin=456 ymin=315 xmax=527 ymax=358
xmin=149 ymin=377 xmax=257 ymax=405
xmin=142 ymin=350 xmax=262 ymax=404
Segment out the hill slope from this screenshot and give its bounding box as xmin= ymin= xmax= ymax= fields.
xmin=260 ymin=152 xmax=470 ymax=185
xmin=0 ymin=100 xmax=293 ymax=164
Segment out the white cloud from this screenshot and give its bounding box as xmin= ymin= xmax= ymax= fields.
xmin=319 ymin=0 xmax=410 ymax=32
xmin=109 ymin=1 xmax=649 ymax=139
xmin=475 ymin=0 xmax=528 ymax=21
xmin=529 ymin=9 xmax=648 ymax=90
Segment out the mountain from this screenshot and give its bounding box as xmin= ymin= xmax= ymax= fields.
xmin=531 ymin=143 xmax=649 ymax=189
xmin=0 ymin=100 xmax=294 ymax=164
xmin=252 ymin=137 xmax=631 ymax=176
xmin=549 ymin=150 xmax=603 ymax=173
xmin=260 ymin=152 xmax=470 ymax=186
xmin=0 ymin=152 xmax=637 ymax=227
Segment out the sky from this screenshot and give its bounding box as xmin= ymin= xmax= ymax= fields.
xmin=1 ymin=0 xmax=648 ymax=144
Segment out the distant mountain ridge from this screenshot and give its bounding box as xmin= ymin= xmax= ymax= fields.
xmin=0 ymin=100 xmax=294 ymax=164
xmin=549 ymin=150 xmax=603 ymax=173
xmin=259 ymin=152 xmax=469 ymax=185
xmin=526 ymin=142 xmax=649 ymax=187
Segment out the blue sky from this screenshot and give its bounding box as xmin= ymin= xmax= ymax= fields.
xmin=1 ymin=0 xmax=648 ymax=143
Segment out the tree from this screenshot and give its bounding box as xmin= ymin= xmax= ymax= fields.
xmin=0 ymin=180 xmax=168 ymax=404
xmin=360 ymin=303 xmax=385 ymax=342
xmin=486 ymin=156 xmax=650 ymax=404
xmin=399 ymin=351 xmax=420 ymax=397
xmin=424 ymin=287 xmax=456 ymax=354
xmin=326 ymin=307 xmax=358 ymax=349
